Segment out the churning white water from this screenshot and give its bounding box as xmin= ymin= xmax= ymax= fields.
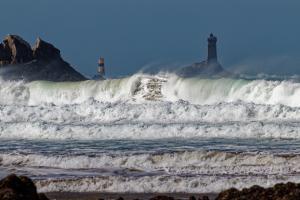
xmin=0 ymin=73 xmax=300 ymax=139
xmin=1 ymin=73 xmax=300 ymax=193
xmin=2 ymin=73 xmax=300 ymax=106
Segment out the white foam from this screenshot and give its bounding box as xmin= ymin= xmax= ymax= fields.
xmin=1 ymin=120 xmax=300 ymax=139
xmin=162 ymin=75 xmax=300 ymax=107
xmin=2 ymin=73 xmax=300 ymax=107
xmin=1 ymin=99 xmax=300 ymax=139
xmin=2 ymin=74 xmax=300 ymax=193
xmin=2 ymin=100 xmax=300 ymax=124
xmin=36 ymin=174 xmax=300 ymax=193
xmin=3 ymin=150 xmax=299 ymax=193
xmin=2 ymin=151 xmax=300 ymax=176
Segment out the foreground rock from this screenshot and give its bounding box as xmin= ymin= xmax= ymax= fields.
xmin=0 ymin=174 xmax=49 ymax=200
xmin=0 ymin=34 xmax=86 ymax=82
xmin=216 ymin=182 xmax=300 ymax=200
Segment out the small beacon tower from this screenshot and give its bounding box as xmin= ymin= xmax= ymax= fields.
xmin=98 ymin=57 xmax=105 ymax=77
xmin=207 ymin=33 xmax=218 ymax=63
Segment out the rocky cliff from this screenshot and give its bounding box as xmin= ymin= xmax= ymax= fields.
xmin=0 ymin=35 xmax=86 ymax=82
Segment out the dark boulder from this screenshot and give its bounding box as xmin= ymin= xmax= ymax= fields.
xmin=189 ymin=196 xmax=196 ymax=200
xmin=201 ymin=196 xmax=210 ymax=200
xmin=38 ymin=194 xmax=49 ymax=200
xmin=0 ymin=174 xmax=49 ymax=200
xmin=216 ymin=182 xmax=300 ymax=200
xmin=216 ymin=188 xmax=240 ymax=200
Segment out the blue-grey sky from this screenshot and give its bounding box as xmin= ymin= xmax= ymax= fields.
xmin=1 ymin=0 xmax=300 ymax=77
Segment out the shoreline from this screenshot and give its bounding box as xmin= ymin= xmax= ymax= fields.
xmin=45 ymin=192 xmax=217 ymax=200
xmin=2 ymin=174 xmax=300 ymax=200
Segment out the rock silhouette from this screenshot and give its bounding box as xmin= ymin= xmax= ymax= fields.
xmin=0 ymin=34 xmax=86 ymax=82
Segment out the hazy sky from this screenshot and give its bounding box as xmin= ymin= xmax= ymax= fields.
xmin=1 ymin=0 xmax=300 ymax=77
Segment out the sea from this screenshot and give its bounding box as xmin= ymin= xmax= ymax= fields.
xmin=1 ymin=73 xmax=300 ymax=193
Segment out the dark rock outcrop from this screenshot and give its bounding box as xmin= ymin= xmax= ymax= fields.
xmin=0 ymin=34 xmax=86 ymax=82
xmin=216 ymin=182 xmax=300 ymax=200
xmin=0 ymin=43 xmax=10 ymax=64
xmin=0 ymin=174 xmax=49 ymax=200
xmin=32 ymin=38 xmax=61 ymax=61
xmin=2 ymin=35 xmax=33 ymax=64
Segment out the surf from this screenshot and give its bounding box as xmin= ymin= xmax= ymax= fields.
xmin=1 ymin=73 xmax=300 ymax=107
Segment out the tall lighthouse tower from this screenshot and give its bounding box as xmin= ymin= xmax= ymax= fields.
xmin=207 ymin=33 xmax=218 ymax=63
xmin=176 ymin=33 xmax=224 ymax=77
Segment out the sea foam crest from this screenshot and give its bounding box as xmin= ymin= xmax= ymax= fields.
xmin=1 ymin=151 xmax=299 ymax=175
xmin=36 ymin=173 xmax=300 ymax=193
xmin=1 ymin=101 xmax=300 ymax=139
xmin=162 ymin=75 xmax=300 ymax=107
xmin=1 ymin=73 xmax=300 ymax=106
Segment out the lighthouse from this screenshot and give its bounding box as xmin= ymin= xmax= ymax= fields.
xmin=207 ymin=33 xmax=218 ymax=63
xmin=176 ymin=33 xmax=224 ymax=77
xmin=97 ymin=57 xmax=105 ymax=77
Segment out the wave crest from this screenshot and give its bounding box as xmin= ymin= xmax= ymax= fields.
xmin=1 ymin=73 xmax=300 ymax=107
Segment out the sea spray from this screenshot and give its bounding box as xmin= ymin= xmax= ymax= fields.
xmin=1 ymin=73 xmax=300 ymax=106
xmin=162 ymin=74 xmax=300 ymax=106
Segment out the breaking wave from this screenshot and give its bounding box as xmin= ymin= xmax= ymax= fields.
xmin=2 ymin=150 xmax=300 ymax=193
xmin=1 ymin=151 xmax=300 ymax=175
xmin=1 ymin=73 xmax=300 ymax=106
xmin=1 ymin=73 xmax=300 ymax=139
xmin=0 ymin=151 xmax=300 ymax=193
xmin=0 ymin=75 xmax=140 ymax=105
xmin=1 ymin=100 xmax=300 ymax=139
xmin=3 ymin=73 xmax=300 ymax=193
xmin=35 ymin=174 xmax=300 ymax=193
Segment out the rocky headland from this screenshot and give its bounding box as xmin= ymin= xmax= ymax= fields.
xmin=0 ymin=35 xmax=86 ymax=82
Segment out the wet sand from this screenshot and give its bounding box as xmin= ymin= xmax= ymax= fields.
xmin=45 ymin=192 xmax=217 ymax=200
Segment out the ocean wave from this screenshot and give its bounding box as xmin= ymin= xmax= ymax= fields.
xmin=1 ymin=151 xmax=300 ymax=176
xmin=2 ymin=100 xmax=300 ymax=124
xmin=1 ymin=74 xmax=300 ymax=140
xmin=1 ymin=99 xmax=300 ymax=139
xmin=1 ymin=120 xmax=300 ymax=139
xmin=1 ymin=73 xmax=300 ymax=107
xmin=162 ymin=75 xmax=300 ymax=107
xmin=35 ymin=174 xmax=300 ymax=193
